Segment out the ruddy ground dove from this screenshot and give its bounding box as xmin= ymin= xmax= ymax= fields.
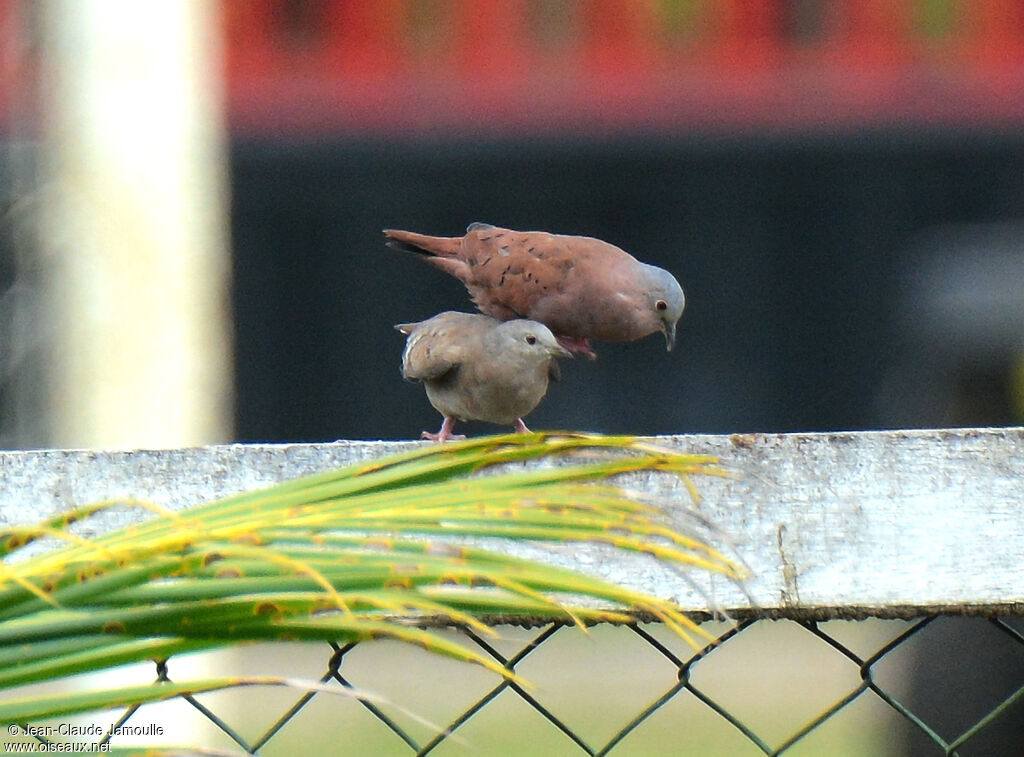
xmin=384 ymin=223 xmax=685 ymax=358
xmin=395 ymin=311 xmax=571 ymax=442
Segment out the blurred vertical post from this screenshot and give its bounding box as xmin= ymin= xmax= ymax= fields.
xmin=39 ymin=0 xmax=232 ymax=448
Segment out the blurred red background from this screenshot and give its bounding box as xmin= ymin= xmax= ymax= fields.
xmin=4 ymin=1 xmax=1023 ymax=134
xmin=219 ymin=0 xmax=1024 ymax=135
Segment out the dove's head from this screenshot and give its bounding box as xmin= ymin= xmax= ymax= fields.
xmin=640 ymin=265 xmax=685 ymax=351
xmin=494 ymin=320 xmax=572 ymax=363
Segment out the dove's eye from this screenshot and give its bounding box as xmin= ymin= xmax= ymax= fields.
xmin=655 ymin=300 xmax=668 ymax=312
xmin=525 ymin=335 xmax=537 ymax=345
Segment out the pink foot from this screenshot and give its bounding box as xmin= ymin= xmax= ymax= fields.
xmin=513 ymin=418 xmax=532 ymax=434
xmin=421 ymin=417 xmax=466 ymax=443
xmin=557 ymin=335 xmax=597 ymax=360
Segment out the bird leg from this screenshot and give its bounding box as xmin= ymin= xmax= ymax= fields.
xmin=513 ymin=418 xmax=532 ymax=434
xmin=421 ymin=417 xmax=466 ymax=443
xmin=556 ymin=335 xmax=597 ymax=360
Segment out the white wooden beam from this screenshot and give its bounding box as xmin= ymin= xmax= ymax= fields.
xmin=2 ymin=428 xmax=1021 ymax=618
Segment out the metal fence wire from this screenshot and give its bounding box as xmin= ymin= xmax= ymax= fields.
xmin=17 ymin=613 xmax=1024 ymax=756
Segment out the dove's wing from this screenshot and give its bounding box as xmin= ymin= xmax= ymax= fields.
xmin=455 ymin=227 xmax=583 ymax=323
xmin=398 ymin=312 xmax=486 ymax=382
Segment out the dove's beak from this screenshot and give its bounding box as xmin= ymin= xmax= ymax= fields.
xmin=662 ymin=320 xmax=677 ymax=352
xmin=554 ymin=344 xmax=573 ymax=360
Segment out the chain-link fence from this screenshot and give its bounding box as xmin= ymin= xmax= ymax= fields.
xmin=9 ymin=612 xmax=1024 ymax=756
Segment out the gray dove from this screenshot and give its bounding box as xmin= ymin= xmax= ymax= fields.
xmin=384 ymin=223 xmax=684 ymax=358
xmin=395 ymin=311 xmax=571 ymax=442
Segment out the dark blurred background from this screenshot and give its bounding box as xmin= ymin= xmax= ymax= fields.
xmin=232 ymin=134 xmax=1024 ymax=441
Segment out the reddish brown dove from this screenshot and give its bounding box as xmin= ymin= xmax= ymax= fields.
xmin=396 ymin=311 xmax=571 ymax=442
xmin=384 ymin=223 xmax=685 ymax=358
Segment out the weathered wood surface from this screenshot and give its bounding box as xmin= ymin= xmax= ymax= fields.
xmin=2 ymin=427 xmax=1021 ymax=619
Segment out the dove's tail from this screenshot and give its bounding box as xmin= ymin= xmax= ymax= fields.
xmin=383 ymin=229 xmax=462 ymax=259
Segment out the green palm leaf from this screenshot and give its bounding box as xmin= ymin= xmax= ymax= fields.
xmin=0 ymin=432 xmax=742 ymax=729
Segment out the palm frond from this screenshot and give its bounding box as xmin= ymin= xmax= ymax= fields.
xmin=0 ymin=432 xmax=743 ymax=724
